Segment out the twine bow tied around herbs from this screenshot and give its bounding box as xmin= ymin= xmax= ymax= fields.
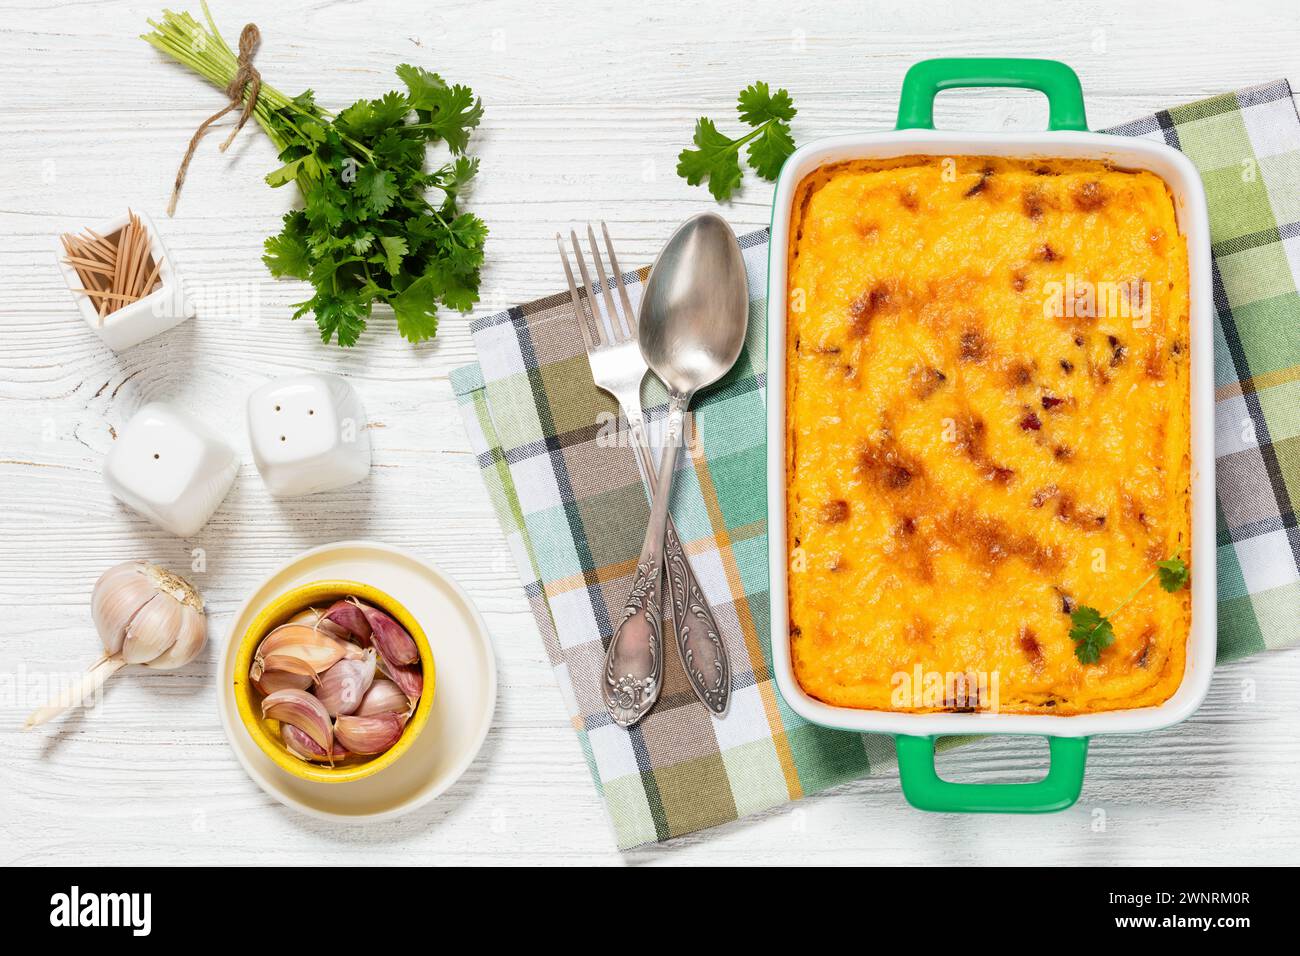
xmin=166 ymin=23 xmax=262 ymax=216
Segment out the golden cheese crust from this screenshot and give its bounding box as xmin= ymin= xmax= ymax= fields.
xmin=786 ymin=156 xmax=1191 ymax=714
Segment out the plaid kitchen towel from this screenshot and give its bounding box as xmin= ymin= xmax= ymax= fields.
xmin=453 ymin=80 xmax=1300 ymax=849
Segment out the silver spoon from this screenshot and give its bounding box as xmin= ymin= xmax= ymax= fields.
xmin=602 ymin=213 xmax=749 ymax=727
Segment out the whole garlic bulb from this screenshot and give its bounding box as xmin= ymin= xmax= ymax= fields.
xmin=25 ymin=561 xmax=207 ymax=729
xmin=92 ymin=561 xmax=207 ymax=669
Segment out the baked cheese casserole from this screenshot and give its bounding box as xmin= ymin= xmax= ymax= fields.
xmin=786 ymin=156 xmax=1191 ymax=714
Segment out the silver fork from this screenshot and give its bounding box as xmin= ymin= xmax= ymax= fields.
xmin=558 ymin=223 xmax=731 ymax=724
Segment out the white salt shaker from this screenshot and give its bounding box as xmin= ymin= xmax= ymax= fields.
xmin=247 ymin=372 xmax=371 ymax=497
xmin=103 ymin=402 xmax=239 ymax=538
xmin=54 ymin=210 xmax=194 ymax=352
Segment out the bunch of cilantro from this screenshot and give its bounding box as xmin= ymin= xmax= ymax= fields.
xmin=260 ymin=65 xmax=486 ymax=346
xmin=144 ymin=7 xmax=486 ymax=347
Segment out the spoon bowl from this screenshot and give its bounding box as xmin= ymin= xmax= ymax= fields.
xmin=638 ymin=212 xmax=749 ymax=397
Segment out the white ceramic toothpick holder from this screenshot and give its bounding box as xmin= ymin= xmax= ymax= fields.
xmin=247 ymin=372 xmax=371 ymax=498
xmin=104 ymin=402 xmax=239 ymax=538
xmin=54 ymin=210 xmax=194 ymax=352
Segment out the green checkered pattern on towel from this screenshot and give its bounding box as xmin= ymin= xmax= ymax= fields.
xmin=452 ymin=80 xmax=1300 ymax=849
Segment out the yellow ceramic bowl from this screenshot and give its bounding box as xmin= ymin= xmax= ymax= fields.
xmin=233 ymin=580 xmax=436 ymax=784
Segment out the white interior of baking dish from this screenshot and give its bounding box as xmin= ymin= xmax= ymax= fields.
xmin=766 ymin=129 xmax=1215 ymax=738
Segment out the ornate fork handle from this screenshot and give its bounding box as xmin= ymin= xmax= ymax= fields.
xmin=663 ymin=523 xmax=730 ymax=715
xmin=604 ymin=553 xmax=664 ymax=726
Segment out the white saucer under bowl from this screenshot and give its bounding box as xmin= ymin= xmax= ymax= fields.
xmin=217 ymin=540 xmax=497 ymax=820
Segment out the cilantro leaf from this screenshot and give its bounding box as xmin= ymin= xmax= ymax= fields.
xmin=746 ymin=119 xmax=796 ymax=181
xmin=266 ymin=152 xmax=322 ymax=188
xmin=390 ymin=274 xmax=441 ymax=343
xmin=395 ymin=64 xmax=448 ymax=107
xmin=448 ymin=212 xmax=489 ymax=249
xmin=737 ymin=81 xmax=797 ymax=125
xmin=677 ymin=82 xmax=798 ymax=201
xmin=354 ymin=164 xmax=398 ymax=215
xmin=377 ymin=235 xmax=408 ymax=276
xmin=416 ymin=84 xmax=483 ymax=154
xmin=1069 ymin=605 xmax=1115 ymax=664
xmin=303 ymin=175 xmax=347 ymax=231
xmin=335 ymin=91 xmax=411 ymax=140
xmin=302 ymin=292 xmax=369 ymax=347
xmin=426 ymin=258 xmax=479 ymax=312
xmin=677 ymin=118 xmax=745 ymax=201
xmin=1157 ymin=556 xmax=1190 ymax=593
xmin=262 ymin=213 xmax=312 ymax=279
xmin=445 ymin=155 xmax=479 ymax=190
xmin=371 ymin=128 xmax=424 ymax=170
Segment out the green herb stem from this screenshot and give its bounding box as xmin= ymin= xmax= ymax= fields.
xmin=1101 ymin=569 xmax=1158 ymax=623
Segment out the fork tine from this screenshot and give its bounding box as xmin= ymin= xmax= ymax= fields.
xmin=586 ymin=223 xmax=629 ymax=342
xmin=557 ymin=233 xmax=600 ymax=351
xmin=569 ymin=231 xmax=608 ymax=348
xmin=569 ymin=230 xmax=608 ymax=348
xmin=601 ymin=222 xmax=636 ymax=332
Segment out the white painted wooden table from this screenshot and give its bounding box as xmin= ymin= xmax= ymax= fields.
xmin=3 ymin=0 xmax=1297 ymax=866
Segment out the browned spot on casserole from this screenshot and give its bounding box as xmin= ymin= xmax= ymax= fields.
xmin=1022 ymin=188 xmax=1046 ymax=221
xmin=1031 ymin=485 xmax=1059 ymax=508
xmin=959 ymin=329 xmax=986 ymax=362
xmin=1006 ymin=360 xmax=1034 ymax=387
xmin=858 ymin=432 xmax=922 ymax=492
xmin=848 ymin=282 xmax=895 ymax=337
xmin=1020 ymin=627 xmax=1043 ymax=666
xmin=964 ymin=166 xmax=993 ymax=198
xmin=1072 ymin=180 xmax=1106 ymax=211
xmin=822 ymin=499 xmax=850 ymax=524
xmin=909 ymin=364 xmax=947 ymax=399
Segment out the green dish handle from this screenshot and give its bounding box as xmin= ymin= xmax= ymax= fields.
xmin=896 ymin=57 xmax=1088 ymax=131
xmin=895 ymin=734 xmax=1089 ymax=813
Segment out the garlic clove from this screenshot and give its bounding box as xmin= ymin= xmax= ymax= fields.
xmin=354 ymin=678 xmax=411 ymax=716
xmin=375 ymin=651 xmax=423 ymax=702
xmin=281 ymin=722 xmax=349 ymax=763
xmin=333 ymin=711 xmax=407 ymax=755
xmin=253 ymin=623 xmax=362 ymax=681
xmin=289 ymin=607 xmax=350 ymax=642
xmin=261 ymin=688 xmax=333 ymax=754
xmin=121 ymin=592 xmax=182 ymax=664
xmin=91 ymin=562 xmax=156 ymax=656
xmin=254 ymin=668 xmax=313 ymax=695
xmin=358 ymin=603 xmax=418 ymax=665
xmin=146 ymin=602 xmax=208 ymax=670
xmin=317 ymin=618 xmax=351 ymax=641
xmin=315 ymin=649 xmax=377 ymax=717
xmin=323 ymin=599 xmax=372 ymax=643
